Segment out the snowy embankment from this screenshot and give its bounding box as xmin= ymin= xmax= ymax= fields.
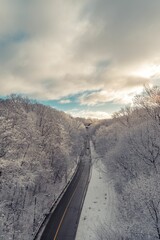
xmin=76 ymin=142 xmax=117 ymax=240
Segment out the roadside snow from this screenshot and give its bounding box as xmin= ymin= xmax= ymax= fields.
xmin=76 ymin=142 xmax=117 ymax=240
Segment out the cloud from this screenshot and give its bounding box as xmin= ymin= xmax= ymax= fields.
xmin=75 ymin=0 xmax=160 ymax=64
xmin=0 ymin=0 xmax=160 ymax=106
xmin=79 ymin=76 xmax=149 ymax=105
xmin=66 ymin=109 xmax=111 ymax=119
xmin=59 ymin=99 xmax=71 ymax=104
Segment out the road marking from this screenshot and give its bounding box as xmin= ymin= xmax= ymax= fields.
xmin=53 ymin=175 xmax=81 ymax=240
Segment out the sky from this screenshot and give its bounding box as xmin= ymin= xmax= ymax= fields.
xmin=0 ymin=0 xmax=160 ymax=119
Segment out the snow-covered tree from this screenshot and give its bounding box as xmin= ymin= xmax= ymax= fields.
xmin=93 ymin=86 xmax=160 ymax=239
xmin=0 ymin=95 xmax=86 ymax=240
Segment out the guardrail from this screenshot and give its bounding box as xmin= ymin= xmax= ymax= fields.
xmin=32 ymin=156 xmax=80 ymax=240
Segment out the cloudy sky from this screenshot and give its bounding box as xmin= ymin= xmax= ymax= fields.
xmin=0 ymin=0 xmax=160 ymax=118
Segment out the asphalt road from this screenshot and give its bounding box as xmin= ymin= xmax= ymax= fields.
xmin=40 ymin=138 xmax=91 ymax=240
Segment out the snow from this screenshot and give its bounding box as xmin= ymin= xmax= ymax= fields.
xmin=0 ymin=97 xmax=86 ymax=240
xmin=76 ymin=142 xmax=117 ymax=240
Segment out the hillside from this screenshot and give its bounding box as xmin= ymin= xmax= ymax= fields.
xmin=0 ymin=95 xmax=86 ymax=240
xmin=92 ymin=87 xmax=160 ymax=239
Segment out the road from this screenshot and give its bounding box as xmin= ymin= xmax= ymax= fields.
xmin=40 ymin=138 xmax=91 ymax=240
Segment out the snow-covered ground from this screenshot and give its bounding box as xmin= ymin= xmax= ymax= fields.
xmin=76 ymin=142 xmax=117 ymax=240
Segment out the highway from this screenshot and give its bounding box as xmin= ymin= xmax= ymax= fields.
xmin=40 ymin=138 xmax=91 ymax=240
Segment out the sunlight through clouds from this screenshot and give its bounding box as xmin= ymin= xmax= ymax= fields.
xmin=0 ymin=0 xmax=160 ymax=117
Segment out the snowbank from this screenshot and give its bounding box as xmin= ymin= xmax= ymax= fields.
xmin=76 ymin=142 xmax=117 ymax=240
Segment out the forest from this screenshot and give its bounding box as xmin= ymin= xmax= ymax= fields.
xmin=0 ymin=95 xmax=86 ymax=240
xmin=1 ymin=86 xmax=160 ymax=240
xmin=92 ymin=86 xmax=160 ymax=240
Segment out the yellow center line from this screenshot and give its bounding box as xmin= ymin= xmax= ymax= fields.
xmin=53 ymin=177 xmax=81 ymax=240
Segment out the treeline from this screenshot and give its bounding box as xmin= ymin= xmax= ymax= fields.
xmin=0 ymin=95 xmax=86 ymax=240
xmin=93 ymin=86 xmax=160 ymax=240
